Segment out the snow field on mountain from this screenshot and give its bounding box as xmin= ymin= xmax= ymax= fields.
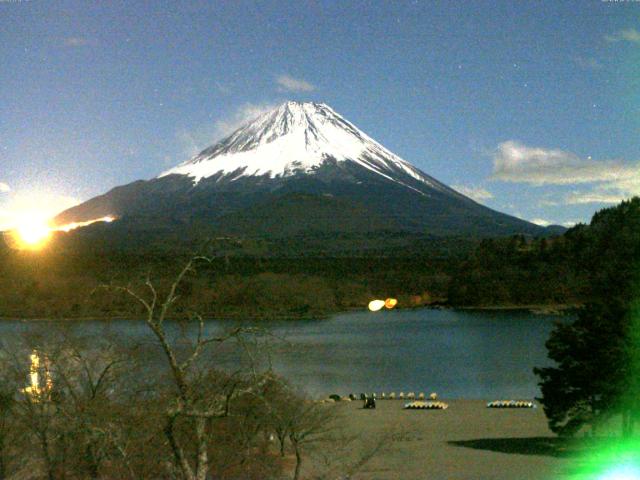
xmin=159 ymin=102 xmax=448 ymax=194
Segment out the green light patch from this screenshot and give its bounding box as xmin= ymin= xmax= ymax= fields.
xmin=569 ymin=438 xmax=640 ymax=480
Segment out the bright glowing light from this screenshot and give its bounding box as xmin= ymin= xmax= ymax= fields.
xmin=570 ymin=438 xmax=640 ymax=480
xmin=55 ymin=215 xmax=115 ymax=232
xmin=368 ymin=300 xmax=385 ymax=312
xmin=0 ymin=191 xmax=80 ymax=232
xmin=385 ymin=298 xmax=398 ymax=309
xmin=3 ymin=214 xmax=116 ymax=251
xmin=11 ymin=216 xmax=52 ymax=249
xmin=22 ymin=350 xmax=53 ymax=401
xmin=599 ymin=464 xmax=640 ymax=480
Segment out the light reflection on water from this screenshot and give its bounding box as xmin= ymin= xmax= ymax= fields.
xmin=0 ymin=308 xmax=569 ymax=399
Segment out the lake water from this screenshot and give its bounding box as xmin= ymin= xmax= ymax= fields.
xmin=261 ymin=308 xmax=564 ymax=399
xmin=1 ymin=308 xmax=567 ymax=399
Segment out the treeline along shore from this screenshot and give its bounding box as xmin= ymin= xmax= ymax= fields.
xmin=2 ymin=199 xmax=633 ymax=321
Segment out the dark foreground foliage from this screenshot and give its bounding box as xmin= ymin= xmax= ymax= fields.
xmin=0 ymin=257 xmax=384 ymax=480
xmin=535 ymin=198 xmax=640 ymax=437
xmin=0 ymin=225 xmax=591 ymax=319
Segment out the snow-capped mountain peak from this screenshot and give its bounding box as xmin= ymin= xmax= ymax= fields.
xmin=56 ymin=101 xmax=546 ymax=239
xmin=159 ymin=101 xmax=447 ymax=194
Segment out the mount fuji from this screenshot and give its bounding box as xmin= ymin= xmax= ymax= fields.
xmin=55 ymin=101 xmax=548 ymax=241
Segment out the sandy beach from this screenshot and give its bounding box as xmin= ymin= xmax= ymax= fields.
xmin=311 ymin=399 xmax=577 ymax=480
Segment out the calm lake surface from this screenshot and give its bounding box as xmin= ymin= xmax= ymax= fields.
xmin=1 ymin=308 xmax=568 ymax=399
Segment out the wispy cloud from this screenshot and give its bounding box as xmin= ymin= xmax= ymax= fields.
xmin=539 ymin=190 xmax=630 ymax=206
xmin=214 ymin=81 xmax=231 ymax=95
xmin=491 ymin=141 xmax=634 ymax=185
xmin=491 ymin=141 xmax=640 ymax=205
xmin=530 ymin=218 xmax=551 ymax=227
xmin=562 ymin=220 xmax=579 ymax=228
xmin=451 ymin=184 xmax=494 ymax=202
xmin=530 ymin=218 xmax=579 ymax=228
xmin=63 ymin=37 xmax=93 ymax=47
xmin=563 ymin=190 xmax=629 ymax=205
xmin=177 ymin=102 xmax=276 ymax=159
xmin=605 ymin=28 xmax=640 ymax=44
xmin=213 ymin=103 xmax=276 ymax=138
xmin=0 ymin=183 xmax=9 ymax=193
xmin=276 ymin=74 xmax=316 ymax=92
xmin=573 ymin=56 xmax=602 ymax=70
xmin=175 ymin=130 xmax=204 ymax=160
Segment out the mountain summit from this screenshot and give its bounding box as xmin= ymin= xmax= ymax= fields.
xmin=55 ymin=101 xmax=548 ymax=241
xmin=158 ymin=101 xmax=456 ymax=198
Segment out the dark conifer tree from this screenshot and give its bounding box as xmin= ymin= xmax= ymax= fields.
xmin=535 ymin=198 xmax=640 ymax=436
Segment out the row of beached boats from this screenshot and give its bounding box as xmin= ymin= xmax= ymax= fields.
xmin=356 ymin=392 xmax=439 ymax=401
xmin=403 ymin=401 xmax=449 ymax=410
xmin=320 ymin=393 xmax=536 ymax=410
xmin=402 ymin=400 xmax=537 ymax=410
xmin=320 ymin=392 xmax=437 ymax=404
xmin=486 ymin=400 xmax=536 ymax=409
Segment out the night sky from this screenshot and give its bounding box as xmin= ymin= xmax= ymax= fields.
xmin=1 ymin=0 xmax=639 ymax=230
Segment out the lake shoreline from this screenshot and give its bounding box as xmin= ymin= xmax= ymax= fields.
xmin=0 ymin=303 xmax=579 ymax=322
xmin=454 ymin=303 xmax=580 ymax=315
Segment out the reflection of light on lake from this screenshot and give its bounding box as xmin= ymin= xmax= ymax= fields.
xmin=22 ymin=350 xmax=53 ymax=401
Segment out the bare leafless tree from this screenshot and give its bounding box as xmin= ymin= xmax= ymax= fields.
xmin=49 ymin=334 xmax=132 ymax=478
xmin=264 ymin=384 xmax=390 ymax=480
xmin=107 ymin=256 xmax=266 ymax=480
xmin=287 ymin=401 xmax=335 ymax=480
xmin=0 ymin=256 xmax=389 ymax=480
xmin=0 ymin=329 xmax=136 ymax=480
xmin=0 ymin=375 xmax=16 ymax=480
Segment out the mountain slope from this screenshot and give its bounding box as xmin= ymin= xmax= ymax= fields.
xmin=55 ymin=101 xmax=549 ymax=240
xmin=159 ymin=102 xmax=456 ymax=196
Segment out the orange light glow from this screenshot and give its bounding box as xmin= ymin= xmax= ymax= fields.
xmin=3 ymin=216 xmax=53 ymax=250
xmin=15 ymin=218 xmax=51 ymax=247
xmin=55 ymin=215 xmax=115 ymax=232
xmin=384 ymin=298 xmax=398 ymax=309
xmin=3 ymin=215 xmax=116 ymax=251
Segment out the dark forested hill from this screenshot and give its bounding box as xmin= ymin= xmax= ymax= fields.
xmin=2 ymin=198 xmax=638 ymax=319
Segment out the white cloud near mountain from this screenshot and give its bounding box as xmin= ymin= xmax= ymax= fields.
xmin=213 ymin=103 xmax=277 ymax=138
xmin=530 ymin=218 xmax=551 ymax=227
xmin=531 ymin=218 xmax=580 ymax=228
xmin=451 ymin=184 xmax=493 ymax=201
xmin=276 ymin=75 xmax=315 ymax=92
xmin=563 ymin=190 xmax=630 ymax=205
xmin=177 ymin=102 xmax=276 ymax=158
xmin=491 ymin=141 xmax=640 ymax=205
xmin=605 ymin=28 xmax=640 ymax=44
xmin=492 ymin=141 xmax=633 ymax=185
xmin=63 ymin=37 xmax=92 ymax=47
xmin=573 ymin=56 xmax=602 ymax=70
xmin=562 ymin=221 xmax=579 ymax=228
